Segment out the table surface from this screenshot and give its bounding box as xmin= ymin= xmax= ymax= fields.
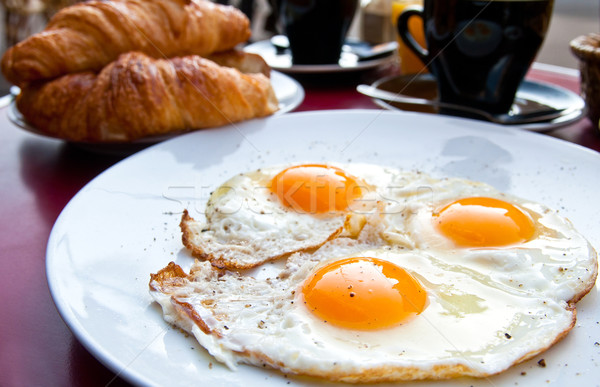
xmin=1 ymin=62 xmax=598 ymax=387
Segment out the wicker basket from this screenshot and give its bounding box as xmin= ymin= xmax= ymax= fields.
xmin=570 ymin=33 xmax=600 ymax=127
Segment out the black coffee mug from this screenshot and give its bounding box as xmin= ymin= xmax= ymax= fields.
xmin=281 ymin=0 xmax=359 ymax=65
xmin=398 ymin=0 xmax=554 ymax=115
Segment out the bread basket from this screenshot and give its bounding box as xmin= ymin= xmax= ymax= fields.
xmin=570 ymin=33 xmax=600 ymax=127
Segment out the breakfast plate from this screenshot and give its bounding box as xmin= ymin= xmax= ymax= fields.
xmin=46 ymin=110 xmax=599 ymax=386
xmin=369 ymin=74 xmax=586 ymax=132
xmin=244 ymin=40 xmax=395 ymax=74
xmin=7 ymin=70 xmax=304 ymax=148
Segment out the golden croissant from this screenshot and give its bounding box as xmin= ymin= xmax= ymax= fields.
xmin=2 ymin=0 xmax=251 ymax=86
xmin=16 ymin=51 xmax=279 ymax=142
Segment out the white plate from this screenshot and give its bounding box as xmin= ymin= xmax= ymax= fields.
xmin=271 ymin=70 xmax=305 ymax=111
xmin=8 ymin=71 xmax=304 ymax=148
xmin=47 ymin=110 xmax=600 ymax=387
xmin=244 ymin=40 xmax=394 ymax=74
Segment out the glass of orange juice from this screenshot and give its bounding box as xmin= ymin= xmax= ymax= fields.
xmin=391 ymin=0 xmax=427 ymax=74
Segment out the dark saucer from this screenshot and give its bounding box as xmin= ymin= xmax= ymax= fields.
xmin=371 ymin=73 xmax=586 ymax=132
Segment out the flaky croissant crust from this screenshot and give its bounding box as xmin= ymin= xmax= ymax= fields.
xmin=1 ymin=0 xmax=251 ymax=86
xmin=16 ymin=51 xmax=279 ymax=142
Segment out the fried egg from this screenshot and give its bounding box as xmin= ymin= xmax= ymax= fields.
xmin=151 ymin=164 xmax=597 ymax=383
xmin=380 ymin=174 xmax=598 ymax=303
xmin=180 ymin=163 xmax=415 ymax=268
xmin=150 ymin=240 xmax=578 ymax=382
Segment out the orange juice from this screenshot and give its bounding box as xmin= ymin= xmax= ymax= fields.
xmin=391 ymin=0 xmax=427 ymax=74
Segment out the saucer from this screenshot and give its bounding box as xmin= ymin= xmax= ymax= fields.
xmin=244 ymin=39 xmax=395 ymax=74
xmin=371 ymin=74 xmax=586 ymax=132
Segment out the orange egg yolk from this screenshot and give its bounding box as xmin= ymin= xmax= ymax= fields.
xmin=270 ymin=164 xmax=362 ymax=213
xmin=434 ymin=197 xmax=535 ymax=247
xmin=302 ymin=257 xmax=427 ymax=330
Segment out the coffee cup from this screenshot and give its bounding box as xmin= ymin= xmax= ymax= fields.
xmin=281 ymin=0 xmax=359 ymax=65
xmin=397 ymin=0 xmax=554 ymax=115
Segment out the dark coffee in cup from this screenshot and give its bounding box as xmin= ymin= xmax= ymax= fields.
xmin=282 ymin=0 xmax=359 ymax=65
xmin=398 ymin=0 xmax=554 ymax=115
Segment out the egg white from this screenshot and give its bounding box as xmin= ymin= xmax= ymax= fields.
xmin=152 ymin=165 xmax=597 ymax=383
xmin=380 ymin=175 xmax=598 ymax=303
xmin=150 ymin=240 xmax=576 ymax=382
xmin=180 ymin=163 xmax=416 ymax=268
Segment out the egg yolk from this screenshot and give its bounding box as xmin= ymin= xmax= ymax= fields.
xmin=270 ymin=164 xmax=362 ymax=213
xmin=302 ymin=257 xmax=427 ymax=330
xmin=434 ymin=197 xmax=535 ymax=247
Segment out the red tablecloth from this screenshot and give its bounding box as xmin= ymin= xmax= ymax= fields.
xmin=0 ymin=63 xmax=598 ymax=386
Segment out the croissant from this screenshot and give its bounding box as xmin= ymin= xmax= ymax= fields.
xmin=206 ymin=50 xmax=271 ymax=78
xmin=16 ymin=51 xmax=279 ymax=142
xmin=1 ymin=0 xmax=251 ymax=87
